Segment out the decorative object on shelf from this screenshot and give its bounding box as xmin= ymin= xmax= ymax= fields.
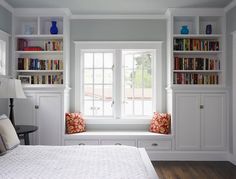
xmin=18 ymin=75 xmax=31 ymax=84
xmin=65 ymin=113 xmax=86 ymax=134
xmin=23 ymin=24 xmax=34 ymax=35
xmin=206 ymin=24 xmax=212 ymax=34
xmin=180 ymin=25 xmax=189 ymax=34
xmin=149 ymin=112 xmax=171 ymax=134
xmin=50 ymin=21 xmax=58 ymax=35
xmin=0 ymin=78 xmax=26 ymax=128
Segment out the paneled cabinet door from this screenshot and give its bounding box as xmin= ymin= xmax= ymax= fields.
xmin=15 ymin=93 xmax=37 ymax=145
xmin=201 ymin=94 xmax=226 ymax=150
xmin=175 ymin=94 xmax=201 ymax=150
xmin=36 ymin=94 xmax=61 ymax=145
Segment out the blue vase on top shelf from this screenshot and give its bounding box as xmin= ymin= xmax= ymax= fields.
xmin=50 ymin=21 xmax=58 ymax=35
xmin=180 ymin=25 xmax=189 ymax=34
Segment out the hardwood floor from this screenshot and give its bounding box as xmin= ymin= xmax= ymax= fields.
xmin=152 ymin=161 xmax=236 ymax=179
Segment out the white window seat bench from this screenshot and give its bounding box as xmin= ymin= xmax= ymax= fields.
xmin=63 ymin=131 xmax=173 ymax=153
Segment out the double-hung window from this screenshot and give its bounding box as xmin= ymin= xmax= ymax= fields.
xmin=75 ymin=42 xmax=163 ymax=122
xmin=0 ymin=30 xmax=9 ymax=76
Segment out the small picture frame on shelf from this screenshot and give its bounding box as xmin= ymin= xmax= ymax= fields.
xmin=18 ymin=75 xmax=31 ymax=84
xmin=22 ymin=23 xmax=34 ymax=35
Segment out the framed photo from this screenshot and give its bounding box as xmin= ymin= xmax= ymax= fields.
xmin=18 ymin=75 xmax=31 ymax=84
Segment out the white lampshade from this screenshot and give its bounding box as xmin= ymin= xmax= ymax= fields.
xmin=0 ymin=78 xmax=26 ymax=99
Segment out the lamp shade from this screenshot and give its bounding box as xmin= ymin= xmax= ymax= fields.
xmin=0 ymin=78 xmax=26 ymax=99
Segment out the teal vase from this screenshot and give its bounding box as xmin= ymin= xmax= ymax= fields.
xmin=181 ymin=26 xmax=189 ymax=34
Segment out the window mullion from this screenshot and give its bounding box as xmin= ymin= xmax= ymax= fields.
xmin=92 ymin=53 xmax=95 ymax=116
xmin=132 ymin=54 xmax=135 ymax=116
xmin=142 ymin=55 xmax=144 ymax=116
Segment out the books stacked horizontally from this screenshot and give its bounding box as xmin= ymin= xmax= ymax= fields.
xmin=174 ymin=39 xmax=220 ymax=51
xmin=18 ymin=58 xmax=63 ymax=70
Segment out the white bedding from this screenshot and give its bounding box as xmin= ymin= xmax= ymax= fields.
xmin=0 ymin=145 xmax=158 ymax=179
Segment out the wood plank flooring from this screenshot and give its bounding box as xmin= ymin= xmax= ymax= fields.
xmin=152 ymin=161 xmax=236 ymax=179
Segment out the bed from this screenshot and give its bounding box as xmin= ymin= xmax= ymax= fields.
xmin=0 ymin=145 xmax=158 ymax=179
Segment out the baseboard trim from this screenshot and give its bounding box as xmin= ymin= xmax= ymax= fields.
xmin=227 ymin=153 xmax=236 ymax=165
xmin=148 ymin=151 xmax=228 ymax=161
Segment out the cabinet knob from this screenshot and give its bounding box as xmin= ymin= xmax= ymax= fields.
xmin=78 ymin=143 xmax=85 ymax=145
xmin=152 ymin=143 xmax=158 ymax=147
xmin=35 ymin=105 xmax=39 ymax=109
xmin=115 ymin=143 xmax=122 ymax=145
xmin=200 ymin=105 xmax=204 ymax=109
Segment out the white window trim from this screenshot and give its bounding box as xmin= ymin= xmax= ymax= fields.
xmin=75 ymin=41 xmax=163 ymax=124
xmin=0 ymin=29 xmax=10 ymax=77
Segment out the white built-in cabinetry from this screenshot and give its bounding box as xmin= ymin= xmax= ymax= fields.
xmin=15 ymin=90 xmax=68 ymax=145
xmin=175 ymin=92 xmax=226 ymax=151
xmin=13 ymin=9 xmax=70 ymax=145
xmin=167 ymin=9 xmax=228 ymax=157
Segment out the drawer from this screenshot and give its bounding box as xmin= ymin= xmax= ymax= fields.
xmin=100 ymin=140 xmax=136 ymax=146
xmin=138 ymin=140 xmax=171 ymax=151
xmin=64 ymin=140 xmax=99 ymax=146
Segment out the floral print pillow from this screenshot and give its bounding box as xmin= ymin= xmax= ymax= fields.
xmin=65 ymin=113 xmax=86 ymax=134
xmin=149 ymin=112 xmax=171 ymax=134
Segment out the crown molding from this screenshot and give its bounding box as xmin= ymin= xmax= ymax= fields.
xmin=14 ymin=8 xmax=72 ymax=16
xmin=0 ymin=0 xmax=14 ymax=13
xmin=224 ymin=0 xmax=236 ymax=13
xmin=70 ymin=14 xmax=167 ymax=20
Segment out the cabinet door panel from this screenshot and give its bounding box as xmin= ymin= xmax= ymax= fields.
xmin=15 ymin=94 xmax=37 ymax=145
xmin=37 ymin=94 xmax=61 ymax=145
xmin=201 ymin=94 xmax=226 ymax=150
xmin=176 ymin=94 xmax=201 ymax=150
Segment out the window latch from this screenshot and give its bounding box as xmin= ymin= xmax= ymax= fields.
xmin=111 ymin=101 xmax=114 ymax=107
xmin=112 ymin=64 xmax=114 ymax=71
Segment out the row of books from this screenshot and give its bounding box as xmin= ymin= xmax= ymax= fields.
xmin=173 ymin=38 xmax=220 ymax=51
xmin=173 ymin=73 xmax=219 ymax=85
xmin=174 ymin=57 xmax=220 ymax=70
xmin=18 ymin=58 xmax=63 ymax=70
xmin=44 ymin=40 xmax=63 ymax=51
xmin=28 ymin=74 xmax=63 ymax=84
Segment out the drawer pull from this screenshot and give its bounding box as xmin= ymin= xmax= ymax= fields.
xmin=78 ymin=143 xmax=85 ymax=145
xmin=152 ymin=143 xmax=158 ymax=147
xmin=115 ymin=143 xmax=122 ymax=145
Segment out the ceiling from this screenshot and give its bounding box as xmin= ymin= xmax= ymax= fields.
xmin=5 ymin=0 xmax=233 ymax=15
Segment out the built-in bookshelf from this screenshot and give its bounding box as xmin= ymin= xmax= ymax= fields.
xmin=14 ymin=16 xmax=65 ymax=86
xmin=169 ymin=13 xmax=225 ymax=87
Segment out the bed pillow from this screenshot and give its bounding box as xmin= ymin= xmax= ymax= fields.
xmin=0 ymin=114 xmax=20 ymax=150
xmin=65 ymin=113 xmax=86 ymax=134
xmin=0 ymin=135 xmax=7 ymax=156
xmin=149 ymin=112 xmax=171 ymax=134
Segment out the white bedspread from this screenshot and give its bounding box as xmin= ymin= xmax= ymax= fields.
xmin=0 ymin=145 xmax=155 ymax=179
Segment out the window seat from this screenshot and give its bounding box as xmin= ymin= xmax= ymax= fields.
xmin=63 ymin=131 xmax=173 ymax=152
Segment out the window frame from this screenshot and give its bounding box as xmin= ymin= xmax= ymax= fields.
xmin=0 ymin=29 xmax=9 ymax=76
xmin=75 ymin=41 xmax=163 ymax=124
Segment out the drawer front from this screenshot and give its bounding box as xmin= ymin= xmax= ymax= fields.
xmin=101 ymin=140 xmax=136 ymax=146
xmin=138 ymin=140 xmax=171 ymax=151
xmin=64 ymin=140 xmax=99 ymax=146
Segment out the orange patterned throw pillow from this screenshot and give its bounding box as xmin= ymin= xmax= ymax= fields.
xmin=65 ymin=113 xmax=86 ymax=134
xmin=149 ymin=112 xmax=171 ymax=134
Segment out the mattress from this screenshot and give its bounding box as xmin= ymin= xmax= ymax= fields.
xmin=0 ymin=145 xmax=158 ymax=179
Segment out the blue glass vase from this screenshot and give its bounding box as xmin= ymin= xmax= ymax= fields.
xmin=50 ymin=21 xmax=58 ymax=35
xmin=180 ymin=25 xmax=189 ymax=34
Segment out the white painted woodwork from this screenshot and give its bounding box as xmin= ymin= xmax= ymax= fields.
xmin=175 ymin=92 xmax=226 ymax=151
xmin=138 ymin=140 xmax=172 ymax=151
xmin=201 ymin=94 xmax=226 ymax=150
xmin=37 ymin=94 xmax=61 ymax=145
xmin=100 ymin=139 xmax=136 ymax=146
xmin=64 ymin=140 xmax=99 ymax=145
xmin=15 ymin=94 xmax=37 ymax=145
xmin=175 ymin=94 xmax=201 ymax=150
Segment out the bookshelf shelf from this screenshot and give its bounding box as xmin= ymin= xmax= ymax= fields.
xmin=173 ymin=51 xmax=222 ymax=54
xmin=16 ymin=51 xmax=63 ymax=54
xmin=173 ymin=70 xmax=222 ymax=73
xmin=16 ymin=70 xmax=64 ymax=73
